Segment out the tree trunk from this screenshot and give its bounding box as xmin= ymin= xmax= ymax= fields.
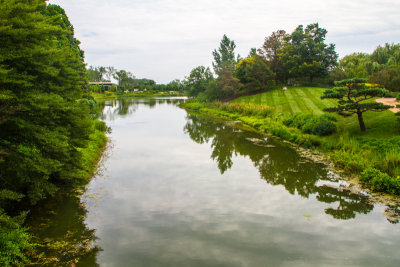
xmin=357 ymin=111 xmax=366 ymax=132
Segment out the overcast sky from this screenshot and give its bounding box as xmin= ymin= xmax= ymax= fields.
xmin=49 ymin=0 xmax=400 ymax=83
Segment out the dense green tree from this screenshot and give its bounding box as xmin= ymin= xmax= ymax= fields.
xmin=216 ymin=64 xmax=242 ymax=95
xmin=321 ymin=78 xmax=391 ymax=131
xmin=369 ymin=67 xmax=400 ymax=91
xmin=113 ymin=70 xmax=135 ymax=88
xmin=165 ymin=79 xmax=184 ymax=91
xmin=279 ymin=23 xmax=338 ymax=82
xmin=259 ymin=30 xmax=288 ymax=82
xmin=248 ymin=48 xmax=258 ymax=58
xmin=43 ymin=4 xmax=84 ymax=59
xmin=0 ymin=0 xmax=95 ymax=202
xmin=212 ymin=34 xmax=238 ymax=74
xmin=185 ymin=66 xmax=214 ymax=96
xmin=339 ymin=53 xmax=371 ymax=78
xmin=0 ymin=0 xmax=103 ymax=264
xmin=370 ymin=43 xmax=400 ymax=67
xmin=236 ymin=55 xmax=275 ymax=91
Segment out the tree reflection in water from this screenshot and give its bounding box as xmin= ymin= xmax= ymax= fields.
xmin=27 ymin=192 xmax=101 ymax=266
xmin=184 ymin=114 xmax=400 ymax=223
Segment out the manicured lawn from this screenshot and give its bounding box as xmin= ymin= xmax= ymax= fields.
xmin=233 ymin=87 xmax=337 ymax=114
xmin=233 ymin=86 xmax=399 ymax=139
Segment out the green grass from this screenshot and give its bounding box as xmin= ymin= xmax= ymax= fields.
xmin=233 ymin=87 xmax=336 ymax=114
xmin=233 ymin=86 xmax=399 ymax=139
xmin=182 ymin=86 xmax=400 ymax=195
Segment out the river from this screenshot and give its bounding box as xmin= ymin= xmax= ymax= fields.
xmin=29 ymin=98 xmax=400 ymax=266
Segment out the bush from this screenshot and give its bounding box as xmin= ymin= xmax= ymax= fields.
xmin=361 ymin=168 xmax=400 ymax=195
xmin=283 ymin=114 xmax=337 ymax=136
xmin=369 ymin=67 xmax=400 ymax=91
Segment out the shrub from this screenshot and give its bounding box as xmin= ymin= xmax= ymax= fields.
xmin=360 ymin=168 xmax=400 ymax=195
xmin=283 ymin=114 xmax=337 ymax=136
xmin=369 ymin=67 xmax=400 ymax=91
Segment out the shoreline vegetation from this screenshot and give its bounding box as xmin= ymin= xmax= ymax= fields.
xmin=0 ymin=2 xmax=108 ymax=265
xmin=180 ymin=87 xmax=400 ymax=196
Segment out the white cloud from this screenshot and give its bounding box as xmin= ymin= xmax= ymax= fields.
xmin=49 ymin=0 xmax=400 ymax=83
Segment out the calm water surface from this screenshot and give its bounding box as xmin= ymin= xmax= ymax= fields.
xmin=31 ymin=98 xmax=400 ymax=266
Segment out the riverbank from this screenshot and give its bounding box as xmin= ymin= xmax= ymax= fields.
xmin=25 ymin=119 xmax=108 ymax=266
xmin=180 ymin=99 xmax=400 ymax=196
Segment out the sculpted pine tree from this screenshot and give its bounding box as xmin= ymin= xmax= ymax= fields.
xmin=321 ymin=78 xmax=392 ymax=131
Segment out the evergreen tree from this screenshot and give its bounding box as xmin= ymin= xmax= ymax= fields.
xmin=321 ymin=78 xmax=391 ymax=131
xmin=212 ymin=34 xmax=238 ymax=74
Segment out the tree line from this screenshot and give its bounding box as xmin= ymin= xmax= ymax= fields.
xmin=0 ymin=1 xmax=107 ymax=265
xmin=185 ymin=23 xmax=400 ymax=101
xmin=87 ymin=66 xmax=185 ymax=92
xmin=185 ymin=23 xmax=339 ymax=100
xmin=334 ymin=43 xmax=400 ymax=91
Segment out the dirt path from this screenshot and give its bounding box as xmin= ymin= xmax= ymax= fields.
xmin=376 ymin=98 xmax=400 ymax=113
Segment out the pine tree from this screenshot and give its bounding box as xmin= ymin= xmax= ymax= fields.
xmin=321 ymin=78 xmax=391 ymax=131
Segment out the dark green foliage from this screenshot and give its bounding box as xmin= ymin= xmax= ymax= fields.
xmin=236 ymin=55 xmax=275 ymax=92
xmin=357 ymin=137 xmax=400 ymax=153
xmin=361 ymin=168 xmax=400 ymax=195
xmin=369 ymin=67 xmax=400 ymax=91
xmin=212 ymin=34 xmax=238 ymax=74
xmin=283 ymin=114 xmax=337 ymax=136
xmin=0 ymin=190 xmax=33 ymax=266
xmin=258 ymin=30 xmax=288 ymax=83
xmin=0 ymin=1 xmax=106 ymax=264
xmin=185 ymin=66 xmax=214 ymax=97
xmin=321 ymin=78 xmax=392 ymax=131
xmin=339 ymin=53 xmax=371 ymax=78
xmin=278 ymin=23 xmax=338 ymax=82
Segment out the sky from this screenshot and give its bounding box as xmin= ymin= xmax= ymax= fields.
xmin=49 ymin=0 xmax=400 ymax=84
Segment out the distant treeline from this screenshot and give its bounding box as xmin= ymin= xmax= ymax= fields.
xmin=87 ymin=66 xmax=185 ymax=92
xmin=183 ymin=23 xmax=400 ymax=101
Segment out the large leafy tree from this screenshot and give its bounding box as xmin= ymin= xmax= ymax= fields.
xmin=0 ymin=0 xmax=93 ymax=204
xmin=279 ymin=23 xmax=338 ymax=82
xmin=369 ymin=67 xmax=400 ymax=91
xmin=236 ymin=55 xmax=275 ymax=91
xmin=0 ymin=0 xmax=97 ymax=264
xmin=185 ymin=66 xmax=214 ymax=96
xmin=321 ymin=78 xmax=391 ymax=131
xmin=258 ymin=30 xmax=288 ymax=83
xmin=339 ymin=53 xmax=371 ymax=78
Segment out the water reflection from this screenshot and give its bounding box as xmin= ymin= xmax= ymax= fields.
xmin=184 ymin=114 xmax=389 ymax=221
xmin=27 ymin=192 xmax=101 ymax=266
xmin=98 ymin=98 xmax=185 ymax=121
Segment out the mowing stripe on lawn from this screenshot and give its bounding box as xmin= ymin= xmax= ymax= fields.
xmin=295 ymin=89 xmax=324 ymax=115
xmin=290 ymin=89 xmax=312 ymax=114
xmin=271 ymin=89 xmax=284 ymax=112
xmin=270 ymin=89 xmax=279 ymax=111
xmin=304 ymin=87 xmax=336 ymax=109
xmin=284 ymin=89 xmax=301 ymax=113
xmin=302 ymin=87 xmax=328 ymax=110
xmin=277 ymin=90 xmax=292 ymax=113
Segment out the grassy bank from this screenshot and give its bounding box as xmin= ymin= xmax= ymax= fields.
xmin=180 ymin=87 xmax=400 ymax=195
